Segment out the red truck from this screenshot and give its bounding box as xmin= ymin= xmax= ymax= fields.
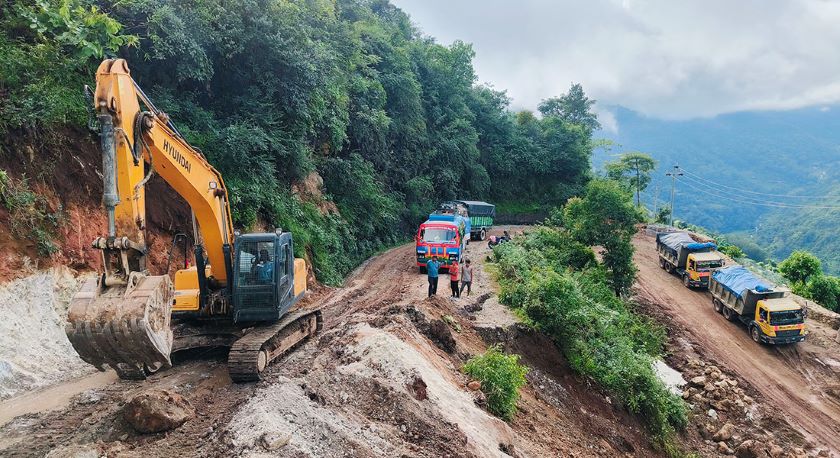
xmin=415 ymin=220 xmax=465 ymax=273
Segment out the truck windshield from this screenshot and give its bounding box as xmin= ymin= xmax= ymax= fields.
xmin=770 ymin=310 xmax=804 ymax=325
xmin=423 ymin=228 xmax=456 ymax=243
xmin=696 ymin=260 xmax=723 ymax=271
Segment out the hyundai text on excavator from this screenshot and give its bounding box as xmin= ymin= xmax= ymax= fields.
xmin=65 ymin=59 xmax=322 ymax=382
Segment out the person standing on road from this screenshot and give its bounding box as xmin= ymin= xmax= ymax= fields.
xmin=449 ymin=259 xmax=461 ymax=298
xmin=426 ymin=256 xmax=440 ymax=297
xmin=460 ymin=258 xmax=473 ymax=296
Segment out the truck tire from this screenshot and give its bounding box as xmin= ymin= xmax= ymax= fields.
xmin=683 ymin=275 xmax=691 ymax=288
xmin=419 ymin=266 xmax=427 ymax=274
xmin=713 ymin=298 xmax=723 ymax=314
xmin=722 ymin=306 xmax=735 ymax=321
xmin=658 ymin=257 xmax=666 ymax=269
xmin=480 ymin=228 xmax=486 ymax=241
xmin=664 ymin=263 xmax=673 ymax=274
xmin=750 ymin=326 xmax=762 ymax=344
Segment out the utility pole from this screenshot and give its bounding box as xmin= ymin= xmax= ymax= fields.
xmin=665 ymin=165 xmax=682 ymax=227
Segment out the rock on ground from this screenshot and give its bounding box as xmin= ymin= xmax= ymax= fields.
xmin=123 ymin=389 xmax=195 ymax=433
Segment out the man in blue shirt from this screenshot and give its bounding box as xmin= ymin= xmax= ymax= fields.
xmin=426 ymin=256 xmax=440 ymax=297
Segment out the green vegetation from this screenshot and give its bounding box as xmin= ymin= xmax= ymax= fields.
xmin=719 ymin=244 xmax=745 ymax=259
xmin=493 ymin=225 xmax=687 ymax=441
xmin=805 ymin=276 xmax=840 ymax=311
xmin=0 ymin=170 xmax=62 ymax=256
xmin=0 ymin=0 xmax=598 ymax=284
xmin=778 ymin=250 xmax=822 ymax=286
xmin=775 ymin=250 xmax=840 ymax=312
xmin=462 ymin=345 xmax=528 ymax=421
xmin=605 ymin=152 xmax=657 ymax=207
xmin=564 ymin=180 xmax=642 ymax=296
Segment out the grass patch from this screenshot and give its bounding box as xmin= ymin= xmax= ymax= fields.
xmin=463 ymin=345 xmax=528 ymax=421
xmin=0 ymin=170 xmax=62 ymax=256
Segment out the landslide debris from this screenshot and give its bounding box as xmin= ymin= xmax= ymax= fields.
xmin=123 ymin=389 xmax=195 ymax=434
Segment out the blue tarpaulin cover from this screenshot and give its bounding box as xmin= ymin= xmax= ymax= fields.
xmin=658 ymin=232 xmax=717 ymax=251
xmin=712 ymin=265 xmax=773 ymax=298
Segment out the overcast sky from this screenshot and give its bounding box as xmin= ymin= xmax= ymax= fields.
xmin=390 ymin=0 xmax=840 ymax=125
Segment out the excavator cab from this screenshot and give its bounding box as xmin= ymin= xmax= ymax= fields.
xmin=232 ymin=232 xmax=296 ymax=323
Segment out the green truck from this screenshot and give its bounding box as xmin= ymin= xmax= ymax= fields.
xmin=453 ymin=200 xmax=495 ymax=241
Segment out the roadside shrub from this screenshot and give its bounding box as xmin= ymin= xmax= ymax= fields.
xmin=719 ymin=244 xmax=746 ymax=259
xmin=805 ymin=276 xmax=840 ymax=312
xmin=463 ymin=346 xmax=528 ymax=421
xmin=492 ymin=226 xmax=687 ymax=440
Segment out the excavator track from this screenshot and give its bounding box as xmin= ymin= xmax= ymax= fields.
xmin=227 ymin=308 xmax=323 ymax=382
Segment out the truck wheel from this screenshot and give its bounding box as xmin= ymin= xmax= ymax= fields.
xmin=480 ymin=228 xmax=486 ymax=241
xmin=722 ymin=306 xmax=735 ymax=321
xmin=658 ymin=258 xmax=665 ymax=269
xmin=665 ymin=263 xmax=673 ymax=273
xmin=683 ymin=275 xmax=691 ymax=288
xmin=419 ymin=266 xmax=427 ymax=274
xmin=750 ymin=326 xmax=762 ymax=343
xmin=713 ymin=298 xmax=723 ymax=314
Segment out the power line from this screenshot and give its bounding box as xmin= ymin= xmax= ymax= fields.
xmin=680 ymin=168 xmax=837 ymax=200
xmin=676 ymin=177 xmax=840 ymax=210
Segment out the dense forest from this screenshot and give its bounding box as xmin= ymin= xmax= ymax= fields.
xmin=0 ymin=0 xmax=598 ymax=283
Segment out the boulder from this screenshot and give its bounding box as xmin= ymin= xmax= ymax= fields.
xmin=690 ymin=375 xmax=707 ymax=387
xmin=261 ymin=432 xmax=292 ymax=451
xmin=767 ymin=444 xmax=784 ymax=458
xmin=718 ymin=441 xmax=734 ymax=455
xmin=467 ymin=380 xmax=482 ymax=391
xmin=734 ymin=439 xmax=766 ymax=458
xmin=704 ymin=383 xmax=716 ymax=392
xmin=713 ymin=423 xmax=735 ymax=442
xmin=707 ymin=409 xmax=718 ymax=421
xmin=123 ymin=389 xmax=195 ymax=434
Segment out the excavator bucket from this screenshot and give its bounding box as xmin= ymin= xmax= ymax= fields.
xmin=65 ymin=274 xmax=174 ymax=380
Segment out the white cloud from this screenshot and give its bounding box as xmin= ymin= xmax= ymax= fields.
xmin=391 ymin=0 xmax=840 ymax=119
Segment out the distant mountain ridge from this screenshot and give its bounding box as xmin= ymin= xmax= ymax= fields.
xmin=594 ymin=105 xmax=840 ymax=273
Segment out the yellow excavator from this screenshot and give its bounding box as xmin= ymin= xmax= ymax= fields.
xmin=65 ymin=59 xmax=322 ymax=382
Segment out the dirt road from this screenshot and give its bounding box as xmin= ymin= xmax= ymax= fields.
xmin=633 ymin=232 xmax=840 ymax=451
xmin=1 ymin=226 xmax=661 ymax=457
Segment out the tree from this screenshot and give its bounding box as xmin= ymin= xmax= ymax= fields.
xmin=564 ymin=179 xmax=640 ymax=295
xmin=779 ymin=251 xmax=822 ymax=286
xmin=719 ymin=244 xmax=746 ymax=259
xmin=538 ymin=83 xmax=601 ymax=133
xmin=605 ymin=152 xmax=657 ymax=207
xmin=806 ymin=276 xmax=840 ymax=311
xmin=654 ymin=206 xmax=670 ymax=224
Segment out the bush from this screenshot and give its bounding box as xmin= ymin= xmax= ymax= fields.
xmin=806 ymin=276 xmax=840 ymax=311
xmin=719 ymin=244 xmax=746 ymax=259
xmin=463 ymin=346 xmax=528 ymax=421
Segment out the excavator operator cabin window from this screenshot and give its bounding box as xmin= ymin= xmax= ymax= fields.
xmin=239 ymin=241 xmax=276 ymax=286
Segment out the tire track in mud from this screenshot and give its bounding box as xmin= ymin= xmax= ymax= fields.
xmin=633 ymin=233 xmax=840 ymax=451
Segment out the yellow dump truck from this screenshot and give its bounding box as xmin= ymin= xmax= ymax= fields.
xmin=656 ymin=231 xmax=725 ymax=288
xmin=709 ymin=265 xmax=806 ymax=344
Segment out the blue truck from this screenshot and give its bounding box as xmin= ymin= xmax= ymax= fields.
xmin=453 ymin=200 xmax=495 ymax=241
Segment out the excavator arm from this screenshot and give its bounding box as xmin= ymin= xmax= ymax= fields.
xmin=67 ymin=59 xmax=319 ymax=382
xmin=66 ymin=59 xmax=236 ymax=378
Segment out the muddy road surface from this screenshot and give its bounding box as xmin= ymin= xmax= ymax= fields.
xmin=633 ymin=232 xmax=840 ymax=452
xmin=1 ymin=226 xmax=661 ymax=457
